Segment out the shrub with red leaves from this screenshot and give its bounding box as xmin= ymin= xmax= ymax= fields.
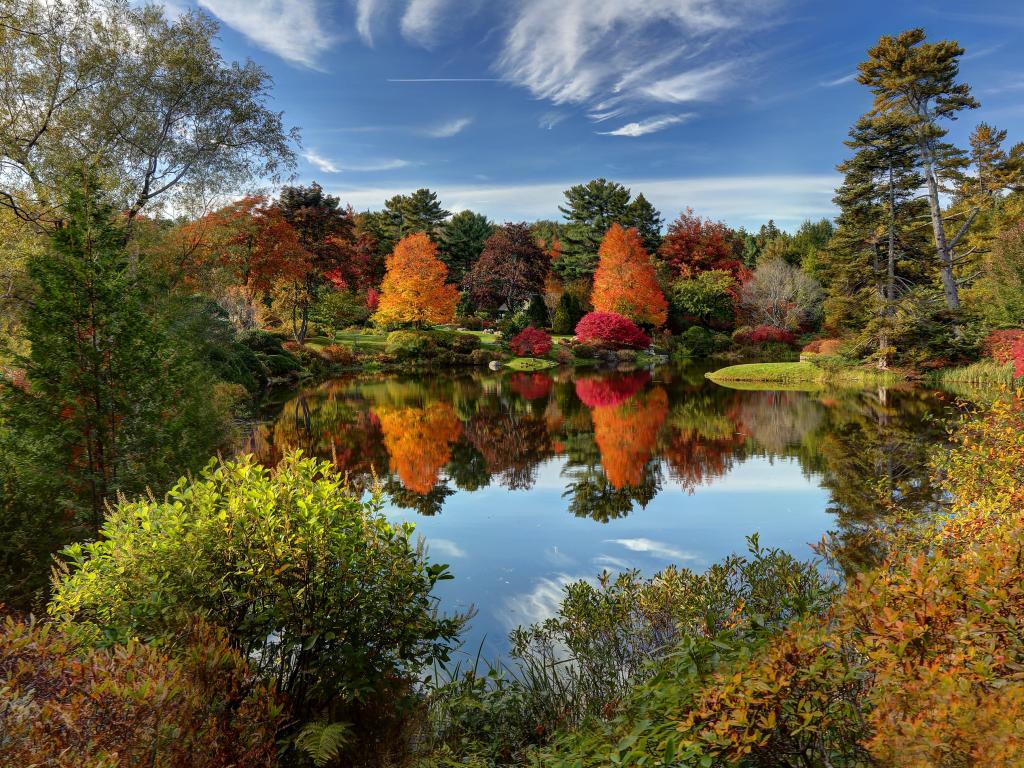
xmin=802 ymin=338 xmax=841 ymax=355
xmin=509 ymin=372 xmax=554 ymax=400
xmin=735 ymin=325 xmax=796 ymax=346
xmin=984 ymin=330 xmax=1024 ymax=365
xmin=1011 ymin=337 xmax=1024 ymax=378
xmin=575 ymin=311 xmax=650 ymax=350
xmin=509 ymin=327 xmax=553 ymax=357
xmin=575 ymin=371 xmax=651 ymax=408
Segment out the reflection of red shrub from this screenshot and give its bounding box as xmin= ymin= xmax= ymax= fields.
xmin=734 ymin=325 xmax=796 ymax=346
xmin=575 ymin=311 xmax=650 ymax=350
xmin=509 ymin=372 xmax=553 ymax=400
xmin=984 ymin=330 xmax=1024 ymax=364
xmin=575 ymin=371 xmax=651 ymax=408
xmin=509 ymin=327 xmax=552 ymax=356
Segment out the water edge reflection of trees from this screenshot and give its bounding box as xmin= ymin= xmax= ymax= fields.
xmin=250 ymin=367 xmax=951 ymax=568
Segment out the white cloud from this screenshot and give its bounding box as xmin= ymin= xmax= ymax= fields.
xmin=303 ymin=150 xmax=340 ymax=173
xmin=424 ymin=116 xmax=473 ymax=138
xmin=820 ymin=73 xmax=856 ymax=87
xmin=400 ymin=0 xmax=453 ymax=46
xmin=427 ymin=538 xmax=466 ymax=559
xmin=606 ymin=538 xmax=700 ymax=562
xmin=324 ymin=174 xmax=839 ymax=230
xmin=198 ymin=0 xmax=335 ymax=69
xmin=539 ymin=111 xmax=568 ymax=130
xmin=496 ymin=0 xmax=776 ymax=115
xmin=598 ymin=113 xmax=692 ymax=137
xmin=353 ymin=0 xmax=385 ymax=45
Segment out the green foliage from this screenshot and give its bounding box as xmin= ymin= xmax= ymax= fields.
xmin=0 ymin=176 xmax=229 ymax=528
xmin=669 ymin=269 xmax=737 ymax=330
xmin=675 ymin=326 xmax=729 ymax=359
xmin=48 ymin=453 xmax=464 ymax=761
xmin=525 ymin=294 xmax=549 ymax=329
xmin=440 ymin=210 xmax=495 ymax=282
xmin=421 ymin=538 xmax=832 ymax=766
xmin=555 ymin=180 xmax=663 ymax=280
xmin=552 ymin=292 xmax=585 ymax=335
xmin=386 ymin=329 xmax=439 ymax=359
xmin=310 ymin=289 xmax=371 ymax=330
xmin=296 ymin=721 xmax=352 ymax=767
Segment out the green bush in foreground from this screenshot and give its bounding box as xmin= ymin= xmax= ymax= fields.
xmin=48 ymin=453 xmax=464 ymax=764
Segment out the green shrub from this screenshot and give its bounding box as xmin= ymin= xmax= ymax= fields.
xmin=310 ymin=289 xmax=370 ymax=330
xmin=386 ymin=330 xmax=438 ymax=359
xmin=261 ymin=352 xmax=301 ymax=378
xmin=552 ymin=293 xmax=585 ymax=335
xmin=469 ymin=348 xmax=497 ymax=366
xmin=572 ymin=343 xmax=597 ymax=359
xmin=237 ymin=329 xmax=288 ymax=355
xmin=49 ymin=453 xmax=464 ymax=763
xmin=433 ymin=330 xmax=482 ymax=353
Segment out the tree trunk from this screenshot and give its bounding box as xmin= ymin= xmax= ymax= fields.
xmin=919 ymin=143 xmax=961 ymax=312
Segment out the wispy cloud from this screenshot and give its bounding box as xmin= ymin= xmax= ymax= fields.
xmin=387 ymin=78 xmax=502 ymax=82
xmin=400 ymin=0 xmax=456 ymax=46
xmin=304 ymin=151 xmax=410 ymax=173
xmin=598 ymin=113 xmax=692 ymax=137
xmin=820 ymin=73 xmax=856 ymax=87
xmin=303 ymin=150 xmax=340 ymax=173
xmin=427 ymin=538 xmax=466 ymax=559
xmin=606 ymin=538 xmax=700 ymax=562
xmin=539 ymin=111 xmax=568 ymax=130
xmin=198 ymin=0 xmax=335 ymax=69
xmin=495 ymin=0 xmax=777 ymax=119
xmin=424 ymin=116 xmax=473 ymax=138
xmin=353 ymin=0 xmax=385 ymax=45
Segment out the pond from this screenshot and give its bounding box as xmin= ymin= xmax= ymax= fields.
xmin=248 ymin=364 xmax=951 ymax=660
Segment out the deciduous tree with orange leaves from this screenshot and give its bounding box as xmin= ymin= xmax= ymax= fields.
xmin=372 ymin=233 xmax=458 ymax=328
xmin=659 ymin=208 xmax=745 ymax=279
xmin=591 ymin=224 xmax=667 ymax=327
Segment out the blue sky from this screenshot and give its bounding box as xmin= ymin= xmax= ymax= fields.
xmin=173 ymin=0 xmax=1022 ymax=230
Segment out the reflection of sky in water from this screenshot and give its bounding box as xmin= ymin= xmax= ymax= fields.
xmin=385 ymin=455 xmax=830 ymax=661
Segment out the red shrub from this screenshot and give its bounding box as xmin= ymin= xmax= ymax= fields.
xmin=734 ymin=325 xmax=796 ymax=346
xmin=575 ymin=371 xmax=651 ymax=408
xmin=1012 ymin=337 xmax=1024 ymax=378
xmin=984 ymin=330 xmax=1024 ymax=365
xmin=510 ymin=372 xmax=554 ymax=400
xmin=509 ymin=327 xmax=552 ymax=356
xmin=575 ymin=311 xmax=650 ymax=350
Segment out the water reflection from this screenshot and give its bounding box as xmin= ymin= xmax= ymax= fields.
xmin=248 ymin=366 xmax=950 ymax=655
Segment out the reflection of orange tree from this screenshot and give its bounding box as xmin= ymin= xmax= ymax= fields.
xmin=376 ymin=402 xmax=462 ymax=494
xmin=591 ymin=387 xmax=668 ymax=489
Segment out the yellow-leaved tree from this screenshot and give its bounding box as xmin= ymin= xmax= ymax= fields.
xmin=372 ymin=233 xmax=458 ymax=327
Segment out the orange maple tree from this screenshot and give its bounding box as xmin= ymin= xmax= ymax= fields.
xmin=372 ymin=233 xmax=458 ymax=327
xmin=591 ymin=386 xmax=668 ymax=489
xmin=376 ymin=402 xmax=462 ymax=494
xmin=658 ymin=208 xmax=745 ymax=279
xmin=591 ymin=224 xmax=668 ymax=327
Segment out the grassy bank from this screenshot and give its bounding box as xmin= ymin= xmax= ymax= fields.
xmin=706 ymin=360 xmax=905 ymax=388
xmin=923 ymin=360 xmax=1015 ymax=389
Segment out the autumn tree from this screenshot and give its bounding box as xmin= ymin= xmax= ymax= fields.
xmin=462 ymin=223 xmax=548 ymax=312
xmin=556 ymin=179 xmax=662 ymax=280
xmin=439 ymin=210 xmax=494 ymax=282
xmin=372 ymin=233 xmax=458 ymax=327
xmin=659 ymin=208 xmax=744 ymax=279
xmin=184 ymin=196 xmax=310 ymax=328
xmin=591 ymin=224 xmax=667 ymax=327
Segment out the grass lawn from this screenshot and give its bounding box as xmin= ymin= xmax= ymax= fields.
xmin=461 ymin=329 xmax=500 ymax=346
xmin=506 ymin=357 xmax=557 ymax=371
xmin=332 ymin=330 xmax=388 ymax=351
xmin=706 ymin=361 xmax=904 ymax=388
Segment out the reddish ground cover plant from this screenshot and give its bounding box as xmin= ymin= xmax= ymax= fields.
xmin=802 ymin=338 xmax=842 ymax=355
xmin=575 ymin=311 xmax=650 ymax=350
xmin=0 ymin=618 xmax=282 ymax=767
xmin=574 ymin=371 xmax=651 ymax=408
xmin=984 ymin=329 xmax=1024 ymax=376
xmin=509 ymin=327 xmax=553 ymax=357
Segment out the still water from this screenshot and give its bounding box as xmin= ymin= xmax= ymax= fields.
xmin=248 ymin=364 xmax=949 ymax=659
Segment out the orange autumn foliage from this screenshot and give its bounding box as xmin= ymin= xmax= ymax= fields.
xmin=376 ymin=402 xmax=462 ymax=494
xmin=591 ymin=224 xmax=667 ymax=327
xmin=372 ymin=233 xmax=458 ymax=327
xmin=590 ymin=386 xmax=668 ymax=489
